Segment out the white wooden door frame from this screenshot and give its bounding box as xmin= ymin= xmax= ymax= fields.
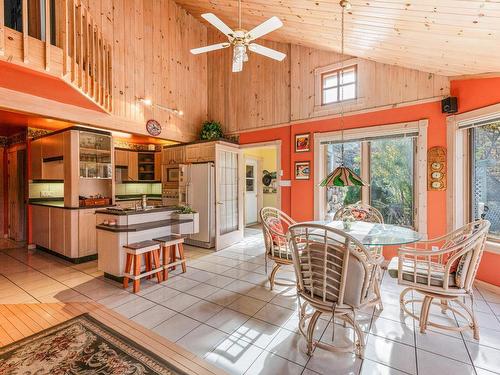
xmin=239 ymin=141 xmax=282 ymax=211
xmin=215 ymin=143 xmax=244 ymax=250
xmin=244 ymin=156 xmax=262 ymax=225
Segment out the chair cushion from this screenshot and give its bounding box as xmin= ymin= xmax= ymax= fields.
xmin=267 ymin=217 xmax=285 ymax=243
xmin=455 ymin=252 xmax=472 ymax=287
xmin=387 ymin=256 xmax=456 ymax=288
xmin=351 ymin=208 xmax=369 ymax=221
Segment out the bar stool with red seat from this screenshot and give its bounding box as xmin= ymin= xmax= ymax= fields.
xmin=123 ymin=240 xmax=162 ymax=293
xmin=152 ymin=235 xmax=187 ymax=281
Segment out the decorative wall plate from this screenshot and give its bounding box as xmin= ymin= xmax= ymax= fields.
xmin=428 ymin=146 xmax=447 ymax=191
xmin=146 ymin=119 xmax=161 ymax=136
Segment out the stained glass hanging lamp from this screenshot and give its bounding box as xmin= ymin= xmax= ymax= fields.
xmin=320 ymin=0 xmax=367 ymax=188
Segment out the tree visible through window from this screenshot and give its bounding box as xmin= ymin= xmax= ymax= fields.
xmin=324 ymin=136 xmax=415 ymax=227
xmin=471 ymin=122 xmax=500 ymax=239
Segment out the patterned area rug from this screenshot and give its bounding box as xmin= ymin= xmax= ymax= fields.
xmin=0 ymin=313 xmax=188 ymax=375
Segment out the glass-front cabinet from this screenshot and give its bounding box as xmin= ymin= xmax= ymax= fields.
xmin=79 ymin=131 xmax=112 ymax=179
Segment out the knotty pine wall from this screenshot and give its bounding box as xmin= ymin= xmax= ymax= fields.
xmin=207 ymin=30 xmax=450 ymax=134
xmin=82 ymin=0 xmax=208 ymax=142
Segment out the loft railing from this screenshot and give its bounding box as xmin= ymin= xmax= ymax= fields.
xmin=0 ymin=0 xmax=112 ymax=112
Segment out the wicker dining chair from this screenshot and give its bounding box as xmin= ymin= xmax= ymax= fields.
xmin=333 ymin=201 xmax=384 ymax=257
xmin=388 ymin=219 xmax=490 ymax=338
xmin=260 ymin=207 xmax=296 ymax=290
xmin=288 ymin=223 xmax=382 ymax=357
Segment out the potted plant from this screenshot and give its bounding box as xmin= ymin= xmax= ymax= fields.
xmin=173 ymin=205 xmax=199 ymax=233
xmin=200 ymin=120 xmax=224 ymax=140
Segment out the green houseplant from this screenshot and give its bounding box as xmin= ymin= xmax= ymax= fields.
xmin=200 ymin=120 xmax=224 ymax=140
xmin=173 ymin=205 xmax=199 ymax=234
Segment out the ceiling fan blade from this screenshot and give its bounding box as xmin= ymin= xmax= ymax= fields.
xmin=190 ymin=43 xmax=230 ymax=55
xmin=201 ymin=13 xmax=234 ymax=37
xmin=247 ymin=16 xmax=283 ymax=41
xmin=248 ymin=43 xmax=286 ymax=61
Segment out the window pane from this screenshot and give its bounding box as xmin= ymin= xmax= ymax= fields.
xmin=323 ymin=74 xmax=338 ymax=88
xmin=340 ymin=84 xmax=356 ymax=101
xmin=341 ymin=69 xmax=356 ymax=84
xmin=323 ymin=88 xmax=338 ymax=104
xmin=325 ymin=142 xmax=362 ymax=219
xmin=471 ymin=123 xmax=500 ymax=238
xmin=370 ymin=138 xmax=414 ymax=227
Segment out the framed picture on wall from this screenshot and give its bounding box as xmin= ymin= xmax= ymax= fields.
xmin=295 ymin=133 xmax=310 ymax=152
xmin=295 ymin=161 xmax=310 ymax=180
xmin=167 ymin=168 xmax=179 ymax=182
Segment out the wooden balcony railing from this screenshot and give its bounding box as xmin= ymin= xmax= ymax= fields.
xmin=0 ymin=0 xmax=112 ymax=112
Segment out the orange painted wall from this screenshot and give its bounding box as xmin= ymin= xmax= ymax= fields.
xmin=240 ymin=77 xmax=500 ymax=286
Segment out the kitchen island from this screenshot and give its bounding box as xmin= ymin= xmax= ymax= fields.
xmin=96 ymin=206 xmax=197 ymax=280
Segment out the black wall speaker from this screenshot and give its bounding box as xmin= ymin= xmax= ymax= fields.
xmin=441 ymin=97 xmax=458 ymax=114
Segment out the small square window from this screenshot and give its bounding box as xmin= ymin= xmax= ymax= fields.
xmin=321 ymin=65 xmax=357 ymax=105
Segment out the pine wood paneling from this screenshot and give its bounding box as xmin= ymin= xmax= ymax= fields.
xmin=207 ymin=39 xmax=449 ymax=132
xmin=173 ymin=0 xmax=500 ymax=76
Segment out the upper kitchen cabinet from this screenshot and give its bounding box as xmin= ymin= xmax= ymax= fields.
xmin=128 ymin=152 xmax=139 ymax=181
xmin=115 ymin=150 xmax=129 ymax=167
xmin=162 ymin=146 xmax=185 ymax=166
xmin=30 ymin=139 xmax=43 ymax=180
xmin=185 ymin=142 xmax=216 ymax=163
xmin=42 ymin=133 xmax=64 ymax=160
xmin=79 ymin=131 xmax=112 ymax=179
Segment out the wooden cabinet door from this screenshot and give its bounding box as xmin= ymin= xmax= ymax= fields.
xmin=78 ymin=209 xmax=97 ymax=256
xmin=49 ymin=208 xmax=65 ymax=254
xmin=163 ymin=147 xmax=185 ymax=165
xmin=185 ymin=145 xmax=200 ymax=163
xmin=31 ymin=139 xmax=42 ymax=180
xmin=154 ymin=152 xmax=161 ymax=180
xmin=42 ymin=133 xmax=64 ymax=159
xmin=201 ymin=143 xmax=215 ymax=161
xmin=128 ymin=152 xmax=138 ymax=181
xmin=115 ymin=150 xmax=128 ymax=166
xmin=32 ymin=205 xmax=50 ymax=248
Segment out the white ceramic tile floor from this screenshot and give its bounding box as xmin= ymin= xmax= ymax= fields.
xmin=1 ymin=230 xmax=500 ymax=375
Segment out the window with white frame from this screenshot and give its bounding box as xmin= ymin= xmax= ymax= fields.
xmin=321 ymin=65 xmax=357 ymax=105
xmin=324 ymin=136 xmax=416 ymax=227
xmin=469 ymin=121 xmax=500 ymax=240
xmin=314 ymin=121 xmax=427 ymax=235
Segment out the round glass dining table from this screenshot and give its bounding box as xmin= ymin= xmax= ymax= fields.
xmin=303 ymin=220 xmax=422 ymax=247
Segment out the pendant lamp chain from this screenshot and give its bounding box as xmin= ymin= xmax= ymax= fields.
xmin=340 ymin=0 xmax=347 ymax=165
xmin=238 ymin=0 xmax=242 ymax=29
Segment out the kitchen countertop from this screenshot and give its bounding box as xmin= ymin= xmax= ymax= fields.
xmin=96 ymin=218 xmax=192 ymax=232
xmin=29 ymin=200 xmax=115 ymax=209
xmin=95 ymin=205 xmax=177 ymax=216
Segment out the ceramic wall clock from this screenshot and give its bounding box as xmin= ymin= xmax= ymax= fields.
xmin=427 ymin=146 xmax=447 ymax=191
xmin=146 ymin=119 xmax=161 ymax=136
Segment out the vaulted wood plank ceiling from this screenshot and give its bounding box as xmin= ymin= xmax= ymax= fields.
xmin=173 ymin=0 xmax=500 ymax=76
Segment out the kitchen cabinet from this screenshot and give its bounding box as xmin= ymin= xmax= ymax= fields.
xmin=31 ymin=205 xmax=50 ymax=249
xmin=42 ymin=133 xmax=64 ymax=160
xmin=78 ymin=209 xmax=97 ymax=257
xmin=43 ymin=159 xmax=64 ymax=180
xmin=31 ymin=139 xmax=42 ymax=180
xmin=128 ymin=152 xmax=138 ymax=181
xmin=115 ymin=150 xmax=129 ymax=166
xmin=185 ymin=143 xmax=215 ymax=163
xmin=154 ymin=152 xmax=162 ymax=180
xmin=50 ymin=208 xmax=65 ymax=254
xmin=162 ymin=146 xmax=185 ymax=165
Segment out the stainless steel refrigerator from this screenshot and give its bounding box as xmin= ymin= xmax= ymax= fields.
xmin=178 ymin=163 xmax=215 ymax=248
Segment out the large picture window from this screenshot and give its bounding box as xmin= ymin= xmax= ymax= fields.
xmin=324 ymin=136 xmax=416 ymax=227
xmin=470 ymin=122 xmax=500 ymax=240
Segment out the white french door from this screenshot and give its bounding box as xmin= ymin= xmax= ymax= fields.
xmin=215 ymin=145 xmax=244 ymax=250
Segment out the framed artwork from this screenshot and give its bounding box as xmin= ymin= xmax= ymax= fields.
xmin=295 ymin=133 xmax=310 ymax=152
xmin=295 ymin=161 xmax=310 ymax=180
xmin=167 ymin=168 xmax=179 ymax=182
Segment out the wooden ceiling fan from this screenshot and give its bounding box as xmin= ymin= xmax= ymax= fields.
xmin=190 ymin=0 xmax=286 ymax=72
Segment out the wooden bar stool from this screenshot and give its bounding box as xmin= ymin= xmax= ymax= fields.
xmin=123 ymin=240 xmax=162 ymax=293
xmin=153 ymin=235 xmax=187 ymax=281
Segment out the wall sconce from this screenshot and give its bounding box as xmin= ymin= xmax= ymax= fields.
xmin=138 ymin=97 xmax=152 ymax=106
xmin=156 ymin=104 xmax=184 ymax=117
